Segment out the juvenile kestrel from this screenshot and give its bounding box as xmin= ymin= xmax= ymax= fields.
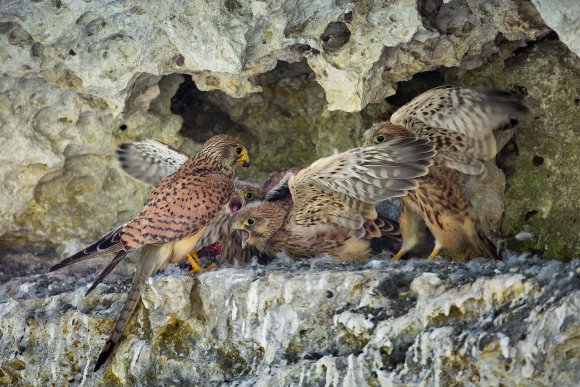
xmin=49 ymin=134 xmax=250 ymax=371
xmin=364 ymin=86 xmax=529 ymax=260
xmin=230 ymin=137 xmax=434 ymax=260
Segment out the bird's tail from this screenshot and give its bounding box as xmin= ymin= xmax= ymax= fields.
xmin=94 ymin=244 xmax=168 ymax=371
xmin=370 ymin=217 xmax=403 ymax=255
xmin=465 ymin=218 xmax=501 ymax=260
xmin=475 ymin=228 xmax=502 ymax=260
xmin=49 ymin=225 xmax=126 ymax=272
xmin=85 ymin=251 xmax=128 ymax=296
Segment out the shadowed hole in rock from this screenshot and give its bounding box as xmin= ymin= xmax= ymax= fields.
xmin=166 ymin=59 xmax=388 ymax=180
xmin=386 ymin=70 xmax=446 ymax=107
xmin=320 ymin=21 xmax=351 ymax=53
xmin=532 ymin=155 xmax=544 ymax=166
xmin=525 ymin=210 xmax=538 ymax=221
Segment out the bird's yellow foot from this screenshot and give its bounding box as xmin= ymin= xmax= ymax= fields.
xmin=187 ymin=252 xmax=203 ymax=273
xmin=427 ymin=247 xmax=441 ymax=260
xmin=391 ymin=250 xmax=405 ymax=261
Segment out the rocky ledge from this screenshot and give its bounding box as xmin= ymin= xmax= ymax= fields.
xmin=0 ymin=253 xmax=578 ymax=385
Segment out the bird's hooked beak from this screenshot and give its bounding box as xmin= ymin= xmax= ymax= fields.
xmin=237 ymin=153 xmax=251 ymax=168
xmin=230 ymin=221 xmax=250 ymax=249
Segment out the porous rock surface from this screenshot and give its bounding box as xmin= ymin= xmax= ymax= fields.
xmin=531 ymin=0 xmax=580 ymax=56
xmin=0 ymin=254 xmax=579 ymax=385
xmin=0 ymin=0 xmax=547 ymax=112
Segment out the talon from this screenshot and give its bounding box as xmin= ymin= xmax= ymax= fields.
xmin=391 ymin=250 xmax=405 ymax=261
xmin=187 ymin=252 xmax=202 ymax=273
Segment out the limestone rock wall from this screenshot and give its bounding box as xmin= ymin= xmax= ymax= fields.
xmin=0 ymin=256 xmax=578 ymax=385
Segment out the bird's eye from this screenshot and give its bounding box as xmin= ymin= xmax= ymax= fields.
xmin=235 ymin=146 xmax=244 ymax=155
xmin=245 ymin=192 xmax=254 ymax=200
xmin=373 ymin=134 xmax=385 ymax=144
xmin=244 ymin=218 xmax=256 ymax=227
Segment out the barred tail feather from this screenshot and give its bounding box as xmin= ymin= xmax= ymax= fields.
xmin=85 ymin=251 xmax=128 ymax=296
xmin=49 ymin=225 xmax=126 ymax=272
xmin=94 ymin=244 xmax=168 ymax=371
xmin=477 ymin=229 xmax=501 ymax=260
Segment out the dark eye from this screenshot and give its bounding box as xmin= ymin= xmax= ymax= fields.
xmin=244 ymin=218 xmax=255 ymax=226
xmin=245 ymin=192 xmax=254 ymax=200
xmin=373 ymin=134 xmax=385 ymax=143
xmin=235 ymin=146 xmax=244 ymax=155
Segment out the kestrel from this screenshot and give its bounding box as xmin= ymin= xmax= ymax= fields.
xmin=49 ymin=134 xmax=250 ymax=371
xmin=364 ymin=86 xmax=529 ymax=260
xmin=116 ymin=139 xmax=270 ymax=266
xmin=230 ymin=138 xmax=434 ymax=260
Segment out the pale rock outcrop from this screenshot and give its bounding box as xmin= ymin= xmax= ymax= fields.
xmin=531 ymin=0 xmax=580 ymax=56
xmin=0 ymin=254 xmax=578 ymax=385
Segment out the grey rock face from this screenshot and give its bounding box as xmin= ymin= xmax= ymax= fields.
xmin=531 ymin=0 xmax=580 ymax=56
xmin=0 ymin=255 xmax=578 ymax=385
xmin=0 ymin=0 xmax=547 ymax=112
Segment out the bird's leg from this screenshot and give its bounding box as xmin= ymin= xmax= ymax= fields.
xmin=390 ymin=203 xmax=421 ymax=261
xmin=427 ymin=242 xmax=442 ymax=259
xmin=187 ymin=251 xmax=203 ymax=272
xmin=391 ymin=250 xmax=405 ymax=261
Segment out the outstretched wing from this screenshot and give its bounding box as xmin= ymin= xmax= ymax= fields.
xmin=289 ymin=137 xmax=435 ymax=233
xmin=117 ymin=140 xmax=190 ymax=186
xmin=390 ymin=86 xmax=529 ymax=174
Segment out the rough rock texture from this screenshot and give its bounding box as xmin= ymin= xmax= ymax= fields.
xmin=0 ymin=74 xmax=190 ymax=255
xmin=531 ymin=0 xmax=580 ymax=56
xmin=0 ymin=0 xmax=547 ymax=112
xmin=446 ymin=39 xmax=580 ymax=259
xmin=0 ymin=254 xmax=579 ymax=385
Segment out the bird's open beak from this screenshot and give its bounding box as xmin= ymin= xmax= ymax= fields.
xmin=228 ymin=195 xmax=243 ymax=214
xmin=237 ymin=153 xmax=250 ymax=168
xmin=230 ymin=222 xmax=250 ymax=249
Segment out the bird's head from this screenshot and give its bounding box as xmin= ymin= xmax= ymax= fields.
xmin=230 ymin=202 xmax=286 ymax=250
xmin=227 ymin=181 xmax=264 ymax=214
xmin=201 ymin=134 xmax=250 ymax=168
xmin=363 ymin=122 xmax=410 ymax=147
xmin=235 ymin=181 xmax=265 ymax=206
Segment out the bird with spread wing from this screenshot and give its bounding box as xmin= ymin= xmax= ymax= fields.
xmin=230 ymin=137 xmax=434 ymax=260
xmin=364 ymin=86 xmax=529 ymax=260
xmin=49 ymin=134 xmax=250 ymax=371
xmin=115 ymin=139 xmax=295 ymax=266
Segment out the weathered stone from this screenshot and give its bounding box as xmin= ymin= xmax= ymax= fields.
xmin=0 ymin=76 xmax=188 ymax=255
xmin=531 ymin=0 xmax=580 ymax=56
xmin=0 ymin=0 xmax=548 ymax=113
xmin=0 ymin=254 xmax=578 ymax=385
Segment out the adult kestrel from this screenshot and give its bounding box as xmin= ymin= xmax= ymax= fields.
xmin=49 ymin=134 xmax=250 ymax=371
xmin=230 ymin=137 xmax=434 ymax=260
xmin=364 ymin=86 xmax=529 ymax=260
xmin=116 ymin=139 xmax=270 ymax=266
